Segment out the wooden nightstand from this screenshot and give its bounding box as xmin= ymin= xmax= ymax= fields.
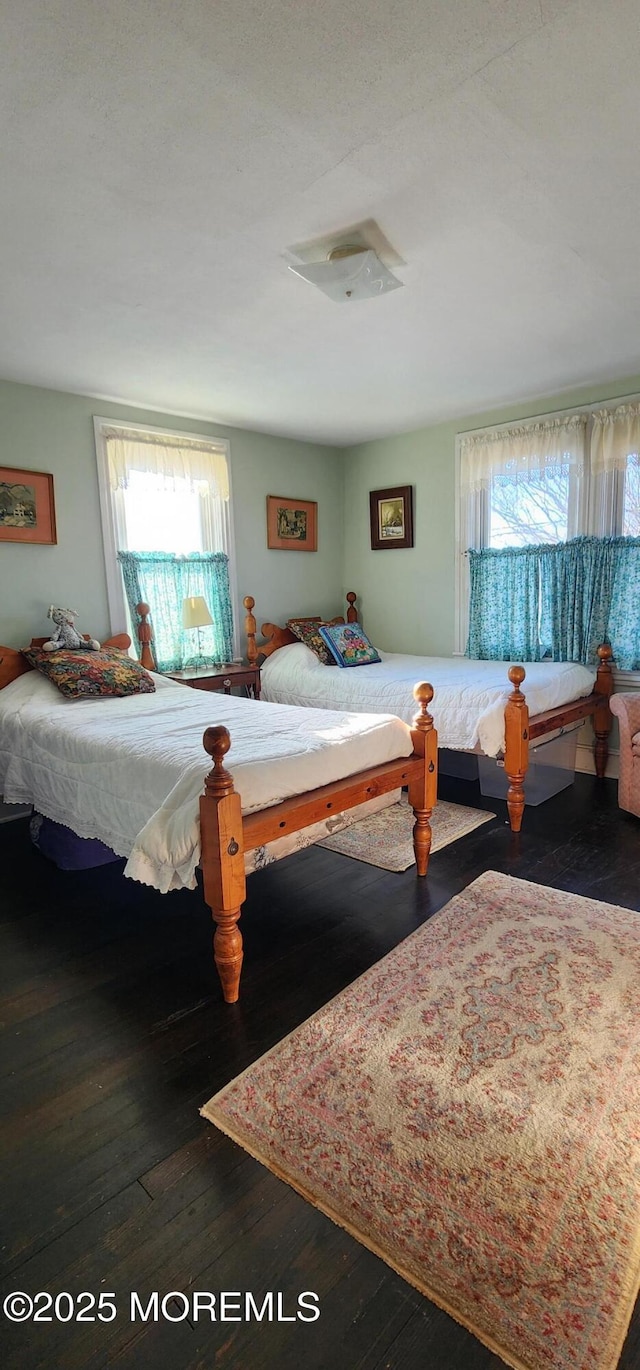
xmin=165 ymin=663 xmax=261 ymax=698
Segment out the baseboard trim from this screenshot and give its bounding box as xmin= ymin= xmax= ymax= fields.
xmin=575 ymin=743 xmax=619 ymax=780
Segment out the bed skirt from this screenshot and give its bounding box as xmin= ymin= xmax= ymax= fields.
xmin=30 ymin=813 xmax=122 ymax=870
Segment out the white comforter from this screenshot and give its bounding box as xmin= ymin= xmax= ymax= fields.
xmin=260 ymin=644 xmax=596 ymax=756
xmin=0 ymin=671 xmax=413 ymax=892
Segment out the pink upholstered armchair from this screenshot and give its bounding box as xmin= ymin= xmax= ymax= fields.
xmin=610 ymin=694 xmax=640 ymax=818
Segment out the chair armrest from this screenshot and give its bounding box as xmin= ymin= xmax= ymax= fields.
xmin=610 ymin=693 xmax=640 ymax=741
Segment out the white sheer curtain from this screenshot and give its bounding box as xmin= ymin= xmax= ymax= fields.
xmin=459 ymin=404 xmax=640 ymax=537
xmin=102 ymin=427 xmax=231 ymax=557
xmin=590 ymin=403 xmax=640 ymax=472
xmin=103 ymin=427 xmax=230 ymax=496
xmin=589 ymin=404 xmax=640 ymax=536
xmin=459 ymin=414 xmax=587 ymax=496
xmin=589 ymin=400 xmax=640 ymax=534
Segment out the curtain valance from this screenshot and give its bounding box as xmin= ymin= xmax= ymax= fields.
xmin=459 ymin=415 xmax=587 ymax=496
xmin=104 ymin=429 xmax=230 ymax=498
xmin=590 ymin=403 xmax=640 ymax=474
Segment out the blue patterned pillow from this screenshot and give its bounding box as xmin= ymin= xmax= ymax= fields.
xmin=318 ymin=622 xmax=381 ymax=668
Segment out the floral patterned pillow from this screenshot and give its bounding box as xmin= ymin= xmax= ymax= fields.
xmin=22 ymin=646 xmax=156 ymax=699
xmin=287 ymin=618 xmax=337 ymax=666
xmin=317 ymin=621 xmax=381 ymax=668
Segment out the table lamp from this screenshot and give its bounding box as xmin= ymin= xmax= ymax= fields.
xmin=182 ymin=595 xmax=213 ymax=665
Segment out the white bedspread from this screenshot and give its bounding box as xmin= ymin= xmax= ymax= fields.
xmin=0 ymin=671 xmax=412 ymax=892
xmin=260 ymin=644 xmax=596 ymax=756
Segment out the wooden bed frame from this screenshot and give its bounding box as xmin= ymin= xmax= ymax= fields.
xmin=0 ymin=608 xmax=438 ymax=1004
xmin=243 ymin=591 xmax=615 ymax=836
xmin=199 ymin=692 xmax=437 ymax=1003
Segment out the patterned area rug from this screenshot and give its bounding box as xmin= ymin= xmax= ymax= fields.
xmin=318 ymin=795 xmax=495 ymax=870
xmin=202 ymin=872 xmax=640 ymax=1370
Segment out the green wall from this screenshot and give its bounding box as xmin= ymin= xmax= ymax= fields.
xmin=343 ymin=373 xmax=640 ymax=654
xmin=3 ymin=370 xmax=640 ymax=659
xmin=0 ymin=380 xmax=344 ymax=647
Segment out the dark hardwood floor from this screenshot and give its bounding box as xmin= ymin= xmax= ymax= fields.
xmin=1 ymin=773 xmax=639 ymax=1369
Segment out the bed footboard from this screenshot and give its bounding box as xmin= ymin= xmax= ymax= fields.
xmin=503 ymin=666 xmax=529 ymax=833
xmin=593 ymin=644 xmax=615 ymax=776
xmin=503 ymin=646 xmax=614 ymax=833
xmin=199 ymin=685 xmax=437 ymax=1003
xmin=199 ymin=726 xmax=246 ymax=1004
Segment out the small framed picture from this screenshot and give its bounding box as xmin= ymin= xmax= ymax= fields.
xmin=369 ymin=485 xmax=413 ymax=550
xmin=0 ymin=466 xmax=57 ymax=544
xmin=267 ymin=495 xmax=317 ymax=551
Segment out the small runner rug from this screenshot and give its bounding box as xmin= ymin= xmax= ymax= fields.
xmin=202 ymin=871 xmax=640 ymax=1370
xmin=318 ymin=795 xmax=495 ymax=870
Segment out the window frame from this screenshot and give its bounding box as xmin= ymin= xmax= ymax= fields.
xmin=94 ymin=416 xmax=239 ymax=658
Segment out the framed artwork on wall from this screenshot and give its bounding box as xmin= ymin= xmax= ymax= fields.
xmin=0 ymin=467 xmax=57 ymax=545
xmin=369 ymin=484 xmax=413 ymax=550
xmin=267 ymin=495 xmax=317 ymax=551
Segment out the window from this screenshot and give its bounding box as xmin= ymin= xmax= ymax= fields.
xmin=94 ymin=419 xmax=237 ymax=670
xmin=456 ymin=400 xmax=640 ymax=653
xmin=489 ymin=464 xmax=572 ymax=547
xmin=122 ymin=470 xmax=207 ymax=554
xmin=622 ymin=454 xmax=640 ymax=536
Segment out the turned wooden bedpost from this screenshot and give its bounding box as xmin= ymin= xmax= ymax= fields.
xmin=594 ymin=644 xmax=614 ymax=777
xmin=407 ymin=682 xmax=438 ymax=875
xmin=135 ymin=602 xmax=156 ymax=671
xmin=200 ymin=726 xmax=246 ymax=1004
xmin=346 ymin=591 xmax=358 ymax=623
xmin=244 ymin=595 xmax=258 ymax=668
xmin=504 ymin=666 xmax=529 ymax=833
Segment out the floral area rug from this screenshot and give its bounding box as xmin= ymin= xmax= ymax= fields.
xmin=202 ymin=872 xmax=640 ymax=1370
xmin=318 ymin=794 xmax=495 ymax=870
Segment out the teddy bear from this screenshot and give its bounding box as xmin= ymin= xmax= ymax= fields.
xmin=42 ymin=605 xmax=100 ymax=653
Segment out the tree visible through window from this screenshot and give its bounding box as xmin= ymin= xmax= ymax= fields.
xmin=623 ymin=455 xmax=640 ymax=536
xmin=489 ymin=465 xmax=571 ymax=547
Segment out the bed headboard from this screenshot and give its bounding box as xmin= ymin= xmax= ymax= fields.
xmin=243 ymin=591 xmax=359 ymax=665
xmin=0 ymin=601 xmax=157 ymax=691
xmin=0 ymin=647 xmax=31 ymax=692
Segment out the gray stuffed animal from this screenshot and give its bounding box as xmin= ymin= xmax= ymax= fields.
xmin=42 ymin=605 xmax=100 ymax=653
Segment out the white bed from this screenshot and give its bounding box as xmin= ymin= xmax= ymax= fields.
xmin=0 ymin=623 xmax=438 ymax=1002
xmin=0 ymin=670 xmax=414 ymax=892
xmin=260 ymin=643 xmax=597 ymax=758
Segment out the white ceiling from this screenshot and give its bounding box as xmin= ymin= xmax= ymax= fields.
xmin=1 ymin=0 xmax=639 ymax=445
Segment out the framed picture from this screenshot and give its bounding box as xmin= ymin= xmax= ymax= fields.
xmin=369 ymin=484 xmax=413 ymax=550
xmin=267 ymin=495 xmax=317 ymax=552
xmin=0 ymin=467 xmax=57 ymax=545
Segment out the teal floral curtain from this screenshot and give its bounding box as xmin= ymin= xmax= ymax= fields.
xmin=118 ymin=551 xmax=234 ymax=671
xmin=467 ymin=536 xmax=640 ymax=668
xmin=541 ymin=537 xmax=620 ymax=665
xmin=606 ymin=537 xmax=640 ymax=670
xmin=467 ymin=546 xmax=543 ymax=659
